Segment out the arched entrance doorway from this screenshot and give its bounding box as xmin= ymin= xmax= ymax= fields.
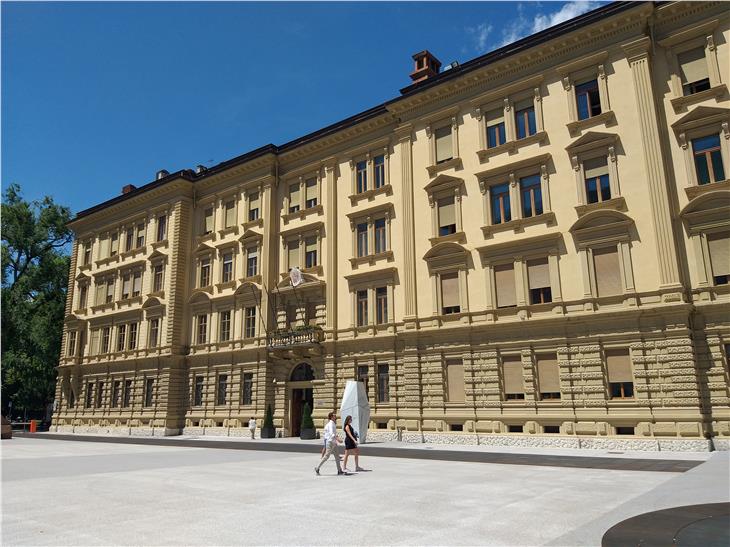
xmin=289 ymin=363 xmax=314 ymax=437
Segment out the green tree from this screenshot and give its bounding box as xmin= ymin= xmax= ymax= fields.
xmin=1 ymin=184 xmax=72 ymax=418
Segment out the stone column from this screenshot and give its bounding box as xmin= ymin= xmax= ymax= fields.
xmin=396 ymin=124 xmax=418 ymax=327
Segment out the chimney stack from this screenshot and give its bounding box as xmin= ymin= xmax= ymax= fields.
xmin=156 ymin=169 xmax=169 ymax=180
xmin=122 ymin=184 xmax=136 ymax=195
xmin=410 ymin=50 xmax=441 ymax=83
xmin=195 ymin=165 xmax=207 ymax=175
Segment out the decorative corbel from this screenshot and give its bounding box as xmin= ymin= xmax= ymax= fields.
xmin=562 ymin=77 xmax=572 ymax=91
xmin=570 ymin=154 xmax=580 ymax=171
xmin=533 ymin=87 xmax=542 ymax=103
xmin=608 ymin=146 xmax=616 ymax=163
xmin=597 ymin=64 xmax=606 ymax=80
xmin=509 ymin=173 xmax=517 ymax=187
xmin=455 ymin=187 xmax=462 ymax=202
xmin=503 ymin=98 xmax=511 ymax=112
xmin=425 ymin=124 xmax=432 ymax=139
xmin=451 ymin=116 xmax=458 ymax=130
xmin=706 ymin=35 xmax=716 ymax=52
xmin=678 ymin=132 xmax=688 ymax=150
xmin=478 ymin=178 xmax=487 ymax=195
xmin=721 ymin=121 xmax=729 ymax=140
xmin=474 ymin=106 xmax=483 ymax=121
xmin=540 ymin=164 xmax=549 ymax=181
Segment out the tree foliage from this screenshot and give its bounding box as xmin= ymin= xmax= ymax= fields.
xmin=1 ymin=184 xmax=72 ymax=418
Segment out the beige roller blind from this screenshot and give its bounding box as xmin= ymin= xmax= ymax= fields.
xmin=305 ymin=178 xmax=317 ymax=201
xmin=441 ymin=272 xmax=460 ymax=309
xmin=90 ymin=329 xmax=100 ymax=355
xmin=132 ymin=272 xmax=142 ymax=294
xmin=606 ymin=348 xmax=633 ymax=383
xmin=438 ymin=196 xmax=456 ymax=228
xmin=95 ymin=283 xmax=105 ymax=305
xmin=225 ymin=201 xmax=236 ymax=227
xmin=204 ymin=208 xmax=214 ymax=233
xmin=593 ymin=246 xmax=622 ymax=296
xmin=446 ymin=359 xmax=465 ymax=403
xmin=537 ymin=353 xmax=560 ymax=393
xmin=708 ymin=231 xmax=730 ymax=277
xmin=305 ymin=236 xmax=317 ymax=253
xmin=287 ymin=241 xmax=299 ymax=269
xmin=678 ymin=47 xmax=708 ymax=84
xmin=527 ymin=258 xmax=550 ymax=290
xmin=502 ymin=356 xmax=523 ymax=394
xmin=513 ymin=98 xmax=533 ymax=111
xmin=249 ymin=191 xmax=259 ymax=210
xmin=435 ymin=126 xmax=453 ymax=163
xmin=487 ymin=107 xmax=504 ymax=125
xmin=122 ymin=275 xmax=131 ymax=296
xmin=584 ymin=156 xmax=608 ymax=179
xmin=495 ymin=263 xmax=516 ymax=307
xmin=100 ymin=237 xmax=109 ymax=258
xmin=289 ymin=183 xmax=300 ymax=205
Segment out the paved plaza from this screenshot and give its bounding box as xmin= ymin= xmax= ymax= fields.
xmin=2 ymin=436 xmax=729 ymax=546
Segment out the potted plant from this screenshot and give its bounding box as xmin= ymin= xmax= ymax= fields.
xmin=261 ymin=404 xmax=276 ymax=438
xmin=300 ymin=402 xmax=316 ymax=440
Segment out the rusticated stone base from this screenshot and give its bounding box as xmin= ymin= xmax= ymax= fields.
xmin=53 ymin=425 xmax=180 ymax=437
xmin=712 ymin=438 xmax=730 ymax=451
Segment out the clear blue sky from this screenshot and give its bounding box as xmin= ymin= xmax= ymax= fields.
xmin=2 ymin=1 xmax=604 ymax=215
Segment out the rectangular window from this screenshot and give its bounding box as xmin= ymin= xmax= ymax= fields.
xmin=357 ymin=223 xmax=368 ymax=257
xmin=495 ymin=263 xmax=516 ymax=308
xmin=128 ymin=322 xmax=138 ymax=350
xmin=445 ymin=359 xmax=465 ymax=403
xmin=83 ymin=243 xmax=92 ymax=266
xmin=85 ymin=382 xmax=94 ymax=408
xmin=217 ymin=374 xmax=228 ymax=406
xmin=527 ymin=258 xmax=552 ymax=305
xmin=110 ymin=233 xmax=119 ymax=256
xmin=486 ymin=108 xmax=506 ymax=148
xmin=377 ymin=364 xmax=390 ymax=403
xmin=356 ymin=290 xmax=368 ymax=327
xmin=289 ymin=183 xmax=300 ymax=213
xmin=593 ymin=246 xmax=621 ymax=297
xmin=100 ymin=237 xmax=110 ymax=259
xmin=123 ymin=379 xmax=132 ymax=408
xmin=136 ymin=223 xmax=145 ymax=248
xmin=438 ymin=196 xmax=456 ymax=236
xmin=520 ymin=174 xmax=543 ymax=218
xmin=375 ymin=286 xmax=388 ymax=324
xmin=90 ymin=329 xmax=100 ymax=356
xmin=122 ymin=274 xmax=131 ymax=300
xmin=106 ymin=278 xmax=115 ymax=303
xmin=224 ymin=200 xmax=236 ymax=228
xmin=95 ymin=381 xmax=104 ymax=408
xmin=144 ymin=378 xmax=154 ymax=407
xmin=132 ymin=271 xmax=142 ymax=297
xmin=111 ymin=380 xmax=121 ymax=408
xmin=222 ymin=252 xmax=234 ymax=283
xmin=584 ymin=156 xmax=611 ymax=203
xmin=219 ymin=310 xmax=231 ymax=342
xmin=245 ymin=306 xmax=256 ymax=338
xmin=193 ymin=376 xmax=204 ymax=406
xmin=678 ymin=47 xmax=710 ymax=96
xmin=514 ymin=99 xmax=536 ymax=139
xmin=357 ymin=365 xmax=369 ymax=396
xmin=490 ymin=183 xmax=511 ymax=225
xmin=575 ymin=78 xmax=601 ymax=120
xmin=305 ymin=237 xmax=317 ymax=268
xmin=374 ymin=155 xmax=385 ymax=189
xmin=101 ymin=327 xmax=111 ymax=353
xmin=537 ymin=353 xmax=560 ymax=400
xmin=374 ymin=218 xmax=387 ymax=254
xmin=502 ymin=355 xmax=524 ymax=400
xmin=440 ymin=272 xmax=460 ymax=315
xmin=356 ymin=160 xmax=368 ymax=193
xmin=153 ymin=264 xmax=164 ymax=292
xmin=78 ymin=284 xmax=88 ymax=309
xmin=708 ymin=231 xmax=730 ymax=286
xmin=606 ymin=348 xmax=633 ymax=399
xmin=434 ymin=125 xmax=453 ymax=163
xmin=199 ymin=258 xmax=211 ymax=287
xmin=149 ymin=318 xmax=160 ymax=348
xmin=287 ymin=241 xmax=299 ymax=270
xmin=306 ymin=302 xmax=317 ymax=326
xmin=242 ymin=373 xmax=254 ymax=405
xmin=67 ymin=331 xmax=77 ymax=356
xmin=203 ymin=207 xmax=214 ymax=234
xmin=125 ymin=228 xmax=134 ymax=252
xmin=156 ymin=215 xmax=166 ymax=242
xmin=305 ymin=177 xmax=318 ymax=209
xmin=246 ymin=246 xmax=258 ymax=277
xmin=197 ymin=314 xmax=208 ymax=344
xmin=692 ymin=134 xmax=725 ymax=185
xmin=248 ymin=192 xmax=260 ymax=221
xmin=117 ymin=324 xmax=127 ymax=352
xmin=286 ymin=304 xmax=297 ymax=328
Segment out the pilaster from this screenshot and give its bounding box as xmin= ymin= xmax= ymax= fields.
xmin=324 ymin=160 xmax=338 ymax=337
xmin=396 ymin=124 xmax=418 ymax=327
xmin=260 ymin=171 xmax=278 ymax=335
xmin=166 ymin=199 xmax=192 ymax=353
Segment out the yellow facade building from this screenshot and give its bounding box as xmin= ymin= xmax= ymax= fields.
xmin=53 ymin=1 xmax=730 ymax=451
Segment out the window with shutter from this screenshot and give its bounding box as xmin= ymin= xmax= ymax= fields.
xmin=708 ymin=231 xmax=730 ymax=285
xmin=536 ymin=354 xmax=560 ymax=399
xmin=289 ymin=184 xmax=300 ymax=213
xmin=438 ymin=196 xmax=456 ymax=236
xmin=248 ymin=192 xmax=260 ymax=221
xmin=527 ymin=258 xmax=551 ymax=304
xmin=203 ymin=208 xmax=214 ymax=234
xmin=287 ymin=241 xmax=299 ymax=270
xmin=305 ymin=178 xmax=318 ymax=208
xmin=305 ymin=237 xmax=317 ymax=268
xmin=606 ymin=348 xmax=633 ymax=399
xmin=502 ymin=356 xmax=524 ymax=399
xmin=584 ymin=156 xmax=611 ymax=203
xmin=495 ymin=263 xmax=516 ymax=308
xmin=445 ymin=359 xmax=465 ymax=403
xmin=678 ymin=47 xmax=710 ymax=96
xmin=224 ymin=200 xmax=236 ymax=228
xmin=132 ymin=272 xmax=141 ymax=297
xmin=110 ymin=233 xmax=119 ymax=256
xmin=440 ymin=272 xmax=460 ymax=315
xmin=486 ymin=108 xmax=506 ymax=148
xmin=247 ymin=246 xmax=258 ymax=277
xmin=593 ymin=246 xmax=621 ymax=296
xmin=435 ymin=126 xmax=453 ymax=163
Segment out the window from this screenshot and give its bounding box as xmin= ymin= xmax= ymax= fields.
xmin=90 ymin=329 xmax=100 ymax=355
xmin=105 ymin=278 xmax=115 ymax=303
xmin=289 ymin=183 xmax=300 ymax=213
xmin=67 ymin=331 xmax=77 ymax=356
xmin=112 ymin=380 xmax=121 ymax=408
xmin=202 ymin=207 xmax=214 ymax=235
xmin=374 ymin=155 xmax=385 ymax=189
xmin=219 ymin=310 xmax=231 ymax=342
xmin=156 ymin=215 xmax=166 ymax=242
xmin=287 ymin=241 xmax=299 ymax=270
xmin=438 ymin=196 xmax=456 ymax=236
xmin=94 ymin=282 xmax=104 ymax=306
xmin=100 ymin=236 xmax=110 ymax=259
xmin=121 ymin=273 xmax=131 ymax=300
xmin=246 ymin=246 xmax=258 ymax=277
xmin=224 ymin=200 xmax=236 ymax=228
xmin=377 ymin=364 xmax=390 ymax=403
xmin=152 ymin=264 xmax=164 ymax=292
xmin=117 ymin=324 xmax=127 ymax=352
xmin=305 ymin=237 xmax=317 ymax=268
xmin=445 ymin=359 xmax=465 ymax=403
xmin=199 ymin=258 xmax=211 ymax=287
xmin=486 ymin=108 xmax=506 ymax=148
xmin=606 ymin=348 xmax=633 ymax=399
xmin=110 ymin=233 xmax=119 ymax=257
xmin=440 ymin=272 xmax=460 ymax=315
xmin=95 ymin=381 xmax=104 ymax=408
xmin=375 ymin=286 xmax=388 ymax=324
xmin=286 ymin=304 xmax=297 ymax=328
xmin=374 ymin=218 xmax=387 ymax=254
xmin=123 ymin=379 xmax=132 ymax=407
xmin=197 ymin=314 xmax=208 ymax=344
xmin=132 ymin=271 xmax=142 ymax=297
xmin=136 ymin=223 xmax=145 ymax=248
xmin=125 ymin=228 xmax=134 ymax=252
xmin=356 ymin=161 xmax=368 ymax=193
xmin=678 ymin=47 xmax=710 ymax=96
xmin=305 ymin=178 xmax=318 ymax=209
xmin=593 ymin=246 xmax=622 ymax=297
xmin=222 ymin=252 xmax=234 ymax=283
xmin=357 ymin=365 xmax=369 ymax=396
xmin=692 ymin=134 xmax=725 ymax=185
xmin=149 ymin=318 xmax=160 ymax=348
xmin=520 ymin=174 xmax=543 ymax=218
xmin=248 ymin=192 xmax=260 ymax=221
xmin=101 ymin=327 xmax=111 ymax=353
xmin=708 ymin=231 xmax=730 ymax=285
xmin=306 ymin=302 xmax=317 ymax=325
xmin=356 ymin=290 xmax=368 ymax=327
xmin=490 ymin=183 xmax=511 ymax=225
xmin=357 ymin=223 xmax=368 ymax=257
xmin=193 ymin=376 xmax=204 ymax=406
xmin=85 ymin=382 xmax=94 ymax=408
xmin=494 ymin=263 xmax=516 ymax=308
xmin=616 ymin=426 xmax=635 ymax=435
xmin=128 ymin=322 xmax=138 ymax=350
xmin=83 ymin=243 xmax=92 ymax=266
xmin=575 ymin=79 xmax=601 ymax=120
xmin=144 ymin=378 xmax=154 ymax=407
xmin=434 ymin=125 xmax=453 ymax=163
xmin=217 ymin=374 xmax=228 ymax=405
xmin=514 ymin=99 xmax=536 ymax=139
xmin=584 ymin=157 xmax=611 ymax=203
xmin=502 ymin=355 xmax=524 ymax=400
xmin=537 ymin=353 xmax=560 ymax=400
xmin=244 ymin=306 xmax=256 ymax=338
xmin=242 ymin=373 xmax=253 ymax=405
xmin=527 ymin=258 xmax=552 ymax=304
xmin=544 ymin=425 xmax=560 ymax=434
xmin=78 ymin=284 xmax=88 ymax=309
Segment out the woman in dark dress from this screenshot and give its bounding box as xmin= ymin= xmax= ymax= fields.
xmin=342 ymin=415 xmax=364 ymax=472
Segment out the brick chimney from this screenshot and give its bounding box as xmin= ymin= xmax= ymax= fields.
xmin=122 ymin=184 xmax=136 ymax=194
xmin=410 ymin=50 xmax=441 ymax=83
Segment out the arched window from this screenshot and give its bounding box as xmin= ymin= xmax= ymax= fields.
xmin=290 ymin=363 xmax=314 ymax=382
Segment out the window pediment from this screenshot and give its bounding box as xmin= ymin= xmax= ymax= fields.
xmin=475 ymin=153 xmax=551 ymax=182
xmin=477 ymin=232 xmax=562 ymax=261
xmin=423 ymin=241 xmax=468 ymax=262
xmin=680 ymin=190 xmax=730 ymax=234
xmin=141 ymin=296 xmax=164 ymax=309
xmin=570 ymin=209 xmax=633 ymax=246
xmin=424 ymin=174 xmax=462 ymax=192
xmin=672 ymin=106 xmax=729 ymax=133
xmin=345 ymin=201 xmax=394 ymax=220
xmin=344 ymin=266 xmax=397 ymax=286
xmin=234 ymin=281 xmax=261 ymax=298
xmin=279 ymin=220 xmax=324 ymax=239
xmin=275 ymin=272 xmax=322 ymax=290
xmin=239 ymin=228 xmax=263 ymax=243
xmin=75 ymin=272 xmax=90 ymax=282
xmin=565 ymin=131 xmax=618 ymax=154
xmin=188 ymin=291 xmax=212 ymax=305
xmin=148 ymin=249 xmax=168 ymax=262
xmin=194 ymin=242 xmax=214 ymax=255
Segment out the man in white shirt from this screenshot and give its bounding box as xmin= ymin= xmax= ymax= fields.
xmin=314 ymin=412 xmax=345 ymax=476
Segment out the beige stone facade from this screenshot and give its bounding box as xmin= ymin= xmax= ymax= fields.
xmin=53 ymin=1 xmax=730 ymax=451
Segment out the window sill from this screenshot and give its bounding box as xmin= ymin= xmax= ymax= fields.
xmin=242 ymin=217 xmax=264 ymax=231
xmin=349 ymin=250 xmax=394 ymax=269
xmin=566 ymin=110 xmax=615 ymax=134
xmin=217 ymin=226 xmax=239 ymax=238
xmin=90 ymin=303 xmax=114 ymax=313
xmin=192 ymin=285 xmax=214 ymax=295
xmin=216 ymin=281 xmax=236 ymax=292
xmin=196 ymin=232 xmax=216 ymax=245
xmin=151 ymin=239 xmax=169 ymax=250
xmin=429 ymin=231 xmax=466 ymax=246
xmin=78 ymin=263 xmax=92 ymax=272
xmin=120 ymin=247 xmax=146 ymax=260
xmin=670 ymin=84 xmax=728 ymax=112
xmin=118 ymin=296 xmax=143 ymax=307
xmin=239 ymin=274 xmax=262 ymax=285
xmin=481 ymin=211 xmax=555 ymax=236
xmin=426 ymin=157 xmax=462 ymax=177
xmin=147 ymin=290 xmax=165 ymax=299
xmin=282 ymin=204 xmax=323 ymax=223
xmin=95 ymin=255 xmax=120 ymax=268
xmin=301 ymin=265 xmax=323 ymax=276
xmin=348 ymin=184 xmax=392 ymax=205
xmin=73 ymin=308 xmax=88 ymax=315
xmin=685 ymin=178 xmax=730 ymax=200
xmin=477 ymin=131 xmax=548 ymax=162
xmin=574 ymin=196 xmax=626 ymax=217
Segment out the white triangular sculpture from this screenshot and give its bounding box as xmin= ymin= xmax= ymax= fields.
xmin=339 ymin=380 xmax=370 ymax=444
